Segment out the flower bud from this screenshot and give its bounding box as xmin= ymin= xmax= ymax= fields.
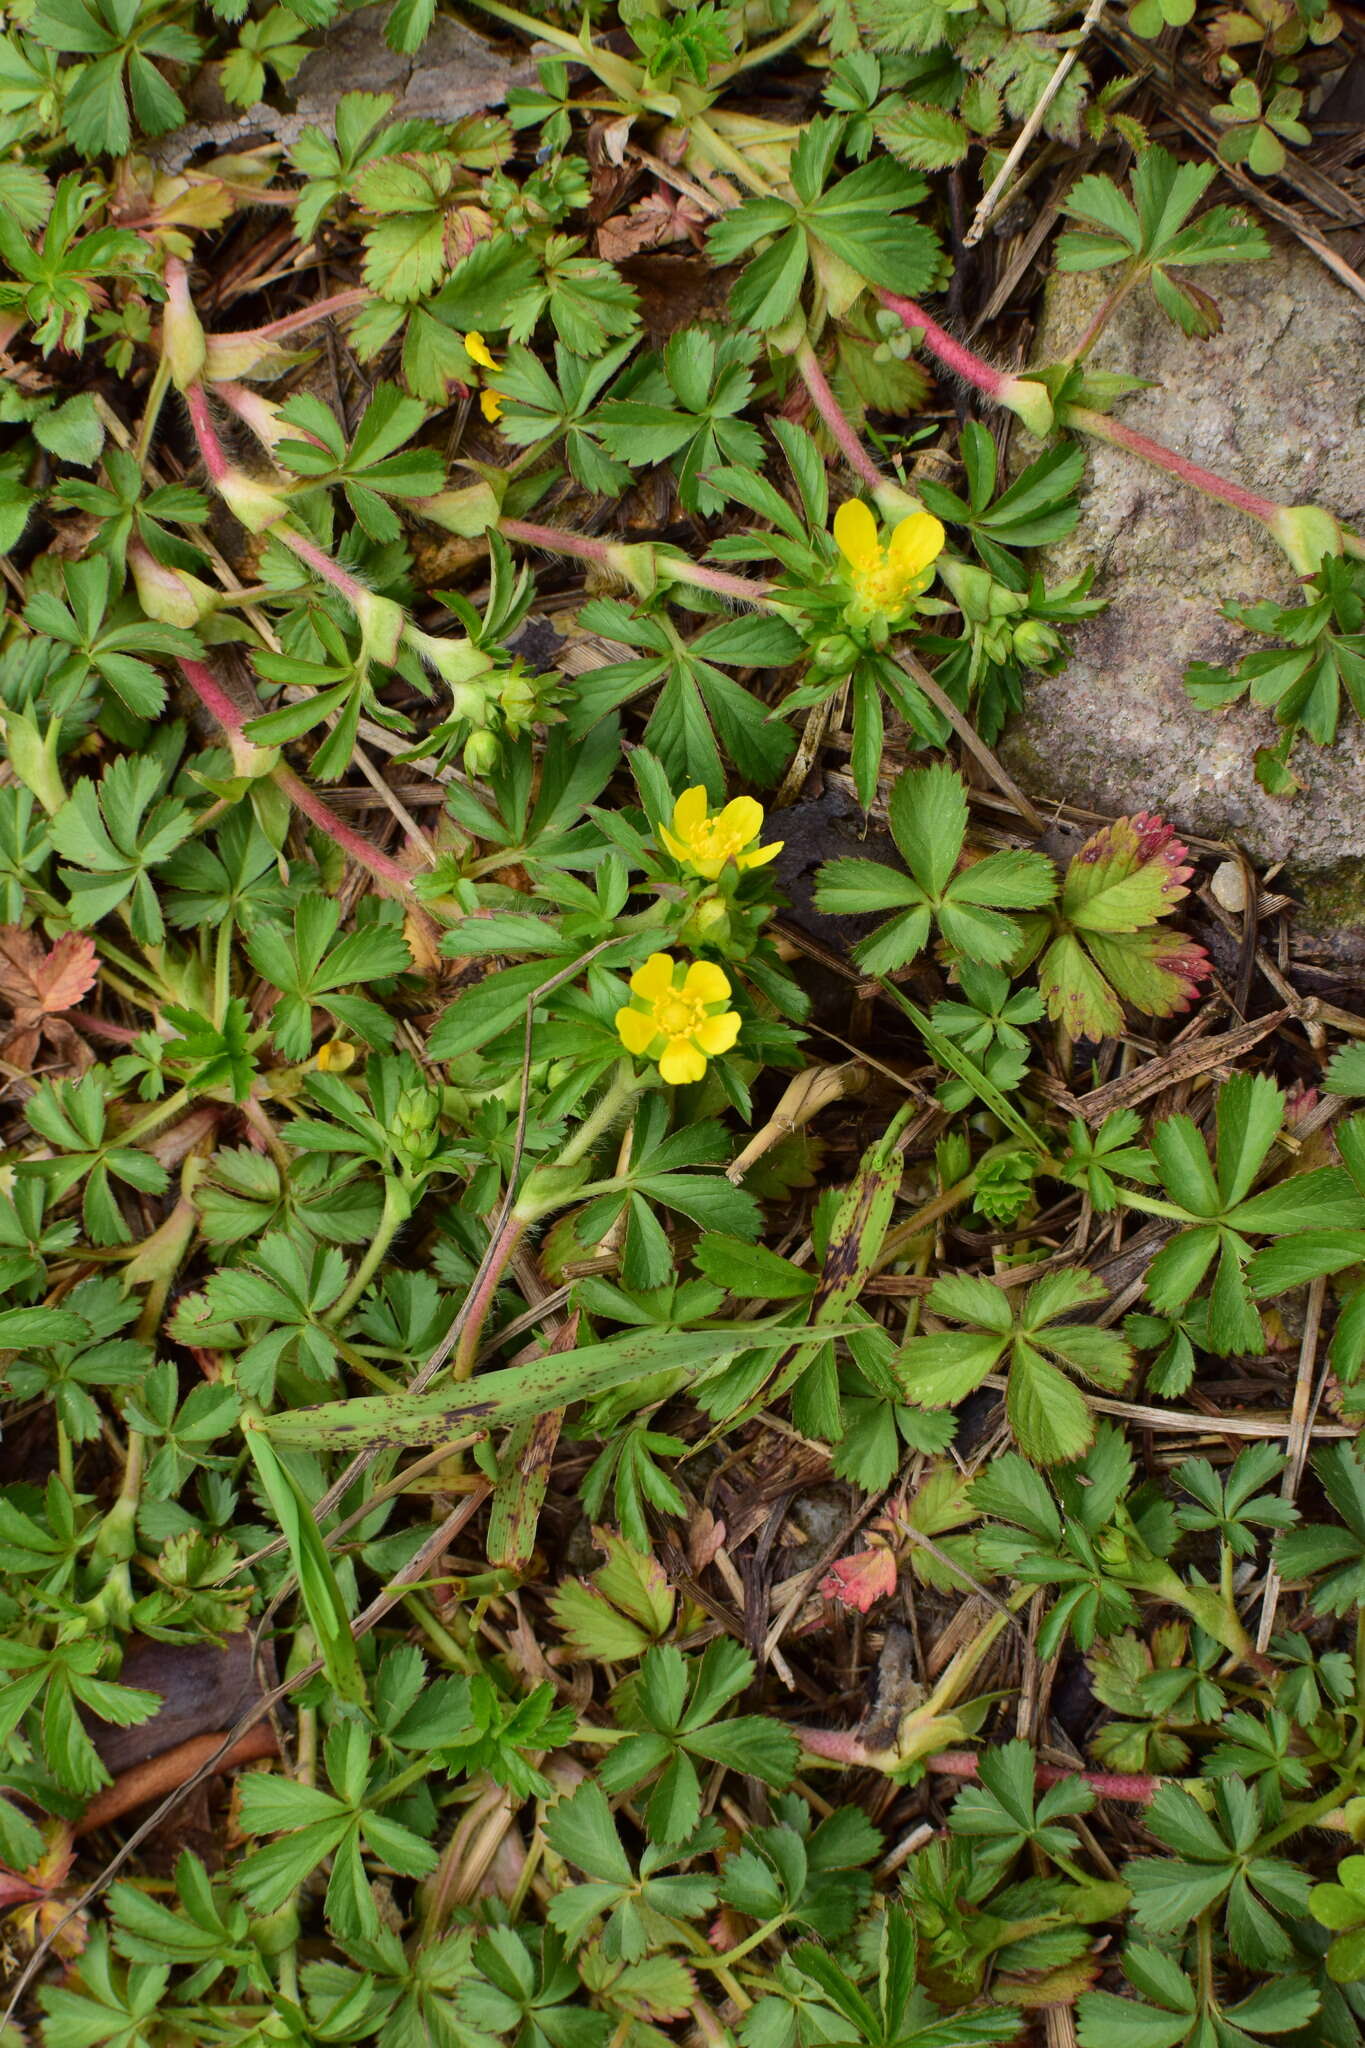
xmin=128 ymin=540 xmax=216 ymax=628
xmin=811 ymin=633 xmax=858 ymax=673
xmin=464 ymin=728 xmax=501 ymax=776
xmin=1011 ymin=618 xmax=1063 ymax=666
xmin=998 ymin=374 xmax=1054 ymax=441
xmin=162 ymin=257 xmax=207 ymax=391
xmin=498 ymin=670 xmax=536 ymax=726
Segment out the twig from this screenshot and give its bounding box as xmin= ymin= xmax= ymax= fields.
xmin=965 ymin=0 xmax=1108 ymax=246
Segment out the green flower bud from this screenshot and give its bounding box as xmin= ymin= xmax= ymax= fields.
xmin=811 ymin=633 xmax=858 ymax=672
xmin=1011 ymin=618 xmax=1063 ymax=666
xmin=464 ymin=728 xmax=501 ymax=776
xmin=937 ymin=556 xmax=996 ymax=622
xmin=128 ymin=540 xmax=216 ymax=628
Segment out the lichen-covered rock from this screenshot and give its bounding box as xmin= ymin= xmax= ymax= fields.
xmin=999 ymin=240 xmax=1365 ymax=940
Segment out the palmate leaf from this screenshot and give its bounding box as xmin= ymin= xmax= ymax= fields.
xmin=275 ymin=382 xmax=443 ymax=543
xmin=815 ymin=762 xmax=1056 ymax=975
xmin=707 ymin=116 xmax=941 ymax=329
xmin=1026 ymin=812 xmax=1211 ymax=1039
xmin=901 ymin=1265 xmax=1133 ymax=1463
xmin=1058 ymin=144 xmax=1267 ymax=338
xmin=1142 ymin=1074 xmax=1365 ymax=1356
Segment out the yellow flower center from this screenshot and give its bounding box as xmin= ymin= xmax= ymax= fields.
xmin=689 ymin=819 xmax=747 ymax=864
xmin=657 ymin=993 xmax=704 ymax=1036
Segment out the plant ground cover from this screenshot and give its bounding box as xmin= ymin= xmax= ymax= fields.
xmin=3 ymin=0 xmax=1365 ymax=2039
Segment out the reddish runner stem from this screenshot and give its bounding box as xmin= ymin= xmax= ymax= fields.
xmin=176 ymin=659 xmax=420 ymax=902
xmin=795 ymin=339 xmax=888 ymax=491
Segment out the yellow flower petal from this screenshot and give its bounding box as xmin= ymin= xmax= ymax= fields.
xmin=659 ymin=1038 xmax=707 ymax=1085
xmin=616 ymin=1006 xmax=659 ymax=1055
xmin=671 ymin=786 xmax=710 ymax=841
xmin=464 ymin=330 xmax=498 ymax=371
xmin=738 ymin=840 xmax=782 ymax=869
xmin=682 ymin=959 xmax=731 ymax=1006
xmin=659 ymin=824 xmax=692 ymax=864
xmin=717 ymin=795 xmax=764 ymax=848
xmin=479 ymin=389 xmax=504 ymax=423
xmin=630 ymin=952 xmax=677 ymax=1002
xmin=887 ymin=511 xmax=945 ymax=583
xmin=833 ymin=498 xmax=879 ymax=571
xmin=695 ymin=1010 xmax=741 ymax=1055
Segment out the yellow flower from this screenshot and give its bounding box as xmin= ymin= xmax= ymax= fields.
xmin=314 ymin=1038 xmax=357 ymax=1073
xmin=833 ymin=499 xmax=945 ymax=616
xmin=616 ymin=952 xmax=741 ymax=1085
xmin=463 ymin=330 xmax=498 ymax=372
xmin=659 ymin=786 xmax=783 ymax=882
xmin=479 ymin=389 xmax=504 ymax=423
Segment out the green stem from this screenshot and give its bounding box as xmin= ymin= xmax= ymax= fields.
xmin=329 ymin=1177 xmax=411 ymax=1321
xmin=1066 ymin=264 xmax=1143 ymax=364
xmin=556 ymin=1063 xmax=647 ymax=1174
xmin=135 ymin=355 xmax=173 ymax=467
xmin=212 ymin=917 xmax=234 ymax=1032
xmin=118 ymin=1086 xmax=193 ymax=1148
xmin=1114 ymin=1189 xmax=1200 ymax=1225
xmin=1256 ymin=1779 xmax=1356 ymax=1853
xmin=691 ymin=1913 xmax=788 ymax=1969
xmin=714 ymin=6 xmax=817 ymax=79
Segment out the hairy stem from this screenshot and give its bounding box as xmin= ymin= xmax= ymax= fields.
xmin=795 ymin=338 xmax=888 ymax=490
xmin=175 ymin=659 xmax=422 ymax=900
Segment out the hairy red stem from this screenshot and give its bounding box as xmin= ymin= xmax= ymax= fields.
xmin=184 ymin=382 xmax=230 ymax=485
xmin=499 ymin=517 xmax=774 ymax=606
xmin=795 ymin=340 xmax=888 ymax=491
xmin=1066 ymin=405 xmax=1281 ymax=524
xmin=451 ymin=1210 xmax=529 ymax=1380
xmin=927 ymin=1750 xmax=1158 ymax=1804
xmin=247 ymin=289 xmax=369 ymax=344
xmin=176 ymin=659 xmax=418 ymax=900
xmin=274 ymin=525 xmax=372 ymax=608
xmin=877 ymin=290 xmax=1008 ymax=399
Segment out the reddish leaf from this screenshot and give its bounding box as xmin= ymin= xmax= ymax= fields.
xmin=819 ymin=1546 xmax=897 ymax=1612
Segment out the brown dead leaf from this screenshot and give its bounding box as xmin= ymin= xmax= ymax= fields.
xmin=597 ymin=189 xmax=709 ymax=264
xmin=0 ymin=929 xmax=99 ymax=1076
xmin=0 ymin=928 xmax=98 ymax=1026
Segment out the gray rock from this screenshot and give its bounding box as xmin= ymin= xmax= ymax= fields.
xmin=999 ymin=239 xmax=1365 ymax=938
xmin=162 ymin=4 xmax=533 ymax=167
